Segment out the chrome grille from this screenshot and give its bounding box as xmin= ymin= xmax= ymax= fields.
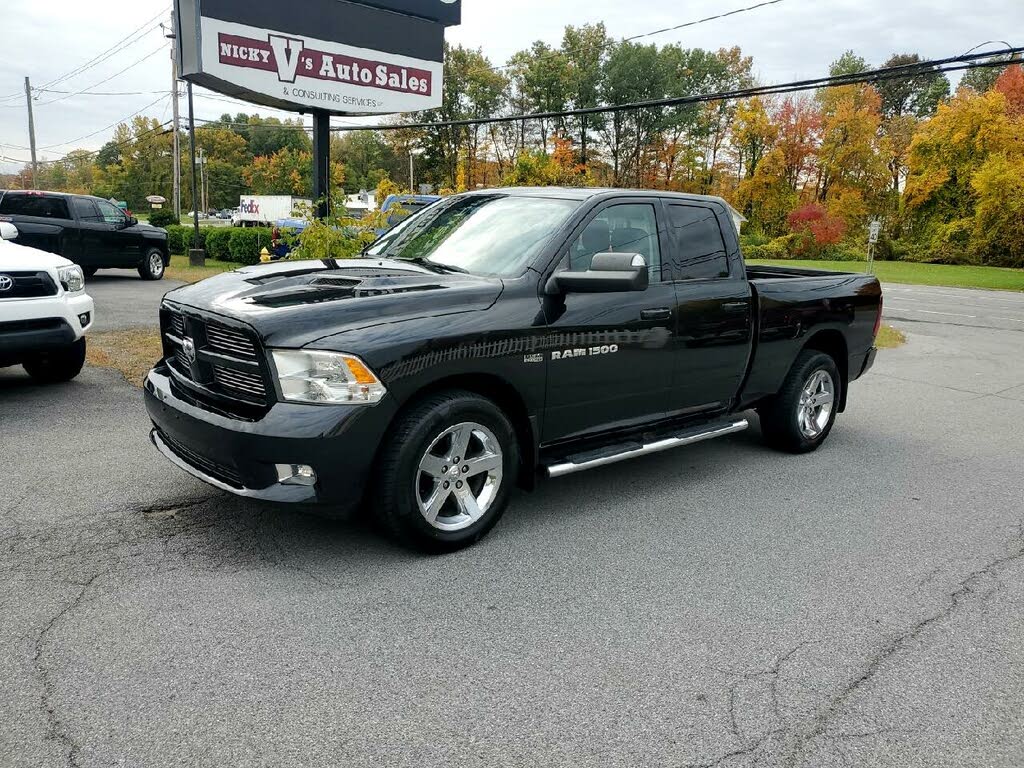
xmin=212 ymin=365 xmax=266 ymax=398
xmin=161 ymin=305 xmax=270 ymax=407
xmin=207 ymin=324 xmax=257 ymax=359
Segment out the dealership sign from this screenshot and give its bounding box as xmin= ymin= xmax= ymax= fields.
xmin=175 ymin=0 xmax=460 ymax=115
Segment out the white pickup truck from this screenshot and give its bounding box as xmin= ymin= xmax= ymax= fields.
xmin=0 ymin=221 xmax=94 ymax=383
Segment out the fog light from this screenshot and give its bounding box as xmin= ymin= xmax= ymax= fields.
xmin=276 ymin=464 xmax=317 ymax=487
xmin=78 ymin=313 xmax=91 ymax=327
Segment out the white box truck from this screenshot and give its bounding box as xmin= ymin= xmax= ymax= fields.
xmin=232 ymin=196 xmax=311 ymax=227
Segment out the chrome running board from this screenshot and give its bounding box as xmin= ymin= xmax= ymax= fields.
xmin=545 ymin=418 xmax=749 ymax=479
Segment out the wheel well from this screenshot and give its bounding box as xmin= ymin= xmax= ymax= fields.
xmin=394 ymin=374 xmax=538 ymax=489
xmin=802 ymin=330 xmax=849 ymax=411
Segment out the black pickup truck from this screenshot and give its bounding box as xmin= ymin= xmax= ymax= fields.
xmin=0 ymin=190 xmax=170 ymax=280
xmin=145 ymin=188 xmax=882 ymax=551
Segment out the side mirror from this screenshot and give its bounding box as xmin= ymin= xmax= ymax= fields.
xmin=0 ymin=221 xmax=19 ymax=241
xmin=125 ymin=216 xmax=138 ymax=228
xmin=553 ymin=252 xmax=650 ymax=294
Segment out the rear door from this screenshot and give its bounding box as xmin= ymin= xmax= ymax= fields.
xmin=0 ymin=193 xmax=74 ymax=256
xmin=663 ymin=202 xmax=754 ymax=416
xmin=94 ymin=199 xmax=142 ymax=266
xmin=70 ymin=197 xmax=108 ymax=267
xmin=541 ymin=199 xmax=678 ymax=443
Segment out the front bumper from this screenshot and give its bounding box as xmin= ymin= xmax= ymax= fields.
xmin=0 ymin=293 xmax=93 ymax=359
xmin=144 ymin=364 xmax=397 ymax=507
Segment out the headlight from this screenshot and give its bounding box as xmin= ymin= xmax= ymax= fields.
xmin=270 ymin=349 xmax=386 ymax=405
xmin=57 ymin=265 xmax=85 ymax=293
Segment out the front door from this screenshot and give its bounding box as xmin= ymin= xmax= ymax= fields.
xmin=70 ymin=197 xmax=108 ymax=268
xmin=95 ymin=200 xmax=142 ymax=267
xmin=541 ymin=200 xmax=678 ymax=443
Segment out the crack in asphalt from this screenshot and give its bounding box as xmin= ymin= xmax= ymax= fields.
xmin=690 ymin=522 xmax=1024 ymax=768
xmin=32 ymin=571 xmax=109 ymax=768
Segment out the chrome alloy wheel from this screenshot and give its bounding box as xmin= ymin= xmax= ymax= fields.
xmin=797 ymin=369 xmax=836 ymax=439
xmin=415 ymin=422 xmax=504 ymax=532
xmin=149 ymin=251 xmax=165 ymax=278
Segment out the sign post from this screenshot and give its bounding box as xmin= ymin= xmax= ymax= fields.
xmin=867 ymin=218 xmax=882 ymax=274
xmin=173 ymin=0 xmax=461 ymax=221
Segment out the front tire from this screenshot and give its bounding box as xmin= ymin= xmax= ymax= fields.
xmin=23 ymin=338 xmax=87 ymax=384
xmin=138 ymin=248 xmax=166 ymax=281
xmin=758 ymin=350 xmax=841 ymax=454
xmin=376 ymin=390 xmax=519 ymax=552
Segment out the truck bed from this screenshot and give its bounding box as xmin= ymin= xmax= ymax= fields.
xmin=745 ymin=264 xmax=862 ymax=280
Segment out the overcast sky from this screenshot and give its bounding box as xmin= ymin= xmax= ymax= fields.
xmin=0 ymin=0 xmax=1020 ymax=173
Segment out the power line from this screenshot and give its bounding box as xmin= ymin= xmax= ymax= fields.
xmin=38 ymin=95 xmax=171 ymax=150
xmin=334 ymin=45 xmax=1024 ymax=134
xmin=37 ymin=9 xmax=170 ymax=91
xmin=493 ymin=0 xmax=787 ymax=72
xmin=34 ymin=44 xmax=171 ymax=107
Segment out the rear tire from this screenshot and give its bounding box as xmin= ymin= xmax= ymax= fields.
xmin=376 ymin=390 xmax=519 ymax=553
xmin=23 ymin=338 xmax=87 ymax=384
xmin=758 ymin=350 xmax=841 ymax=454
xmin=138 ymin=248 xmax=166 ymax=281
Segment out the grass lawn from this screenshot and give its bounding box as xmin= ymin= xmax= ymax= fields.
xmin=748 ymin=259 xmax=1024 ymax=292
xmin=876 ymin=325 xmax=906 ymax=349
xmin=86 ymin=329 xmax=163 ymax=388
xmin=166 ymin=254 xmax=237 ymax=283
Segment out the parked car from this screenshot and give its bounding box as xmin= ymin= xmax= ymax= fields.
xmin=216 ymin=209 xmax=234 ymax=220
xmin=379 ymin=194 xmax=441 ymax=232
xmin=0 ymin=191 xmax=170 ymax=280
xmin=144 ymin=188 xmax=882 ymax=551
xmin=0 ymin=221 xmax=94 ymax=382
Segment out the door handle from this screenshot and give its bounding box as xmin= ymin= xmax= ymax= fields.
xmin=640 ymin=308 xmax=672 ymax=321
xmin=722 ymin=302 xmax=748 ymax=312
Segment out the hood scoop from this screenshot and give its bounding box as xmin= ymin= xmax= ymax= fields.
xmin=239 ymin=271 xmax=448 ymax=309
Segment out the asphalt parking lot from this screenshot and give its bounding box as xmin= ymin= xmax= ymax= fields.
xmin=1 ymin=279 xmax=1022 ymax=767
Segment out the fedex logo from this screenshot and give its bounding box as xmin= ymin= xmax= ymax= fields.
xmin=239 ymin=200 xmax=260 ymax=215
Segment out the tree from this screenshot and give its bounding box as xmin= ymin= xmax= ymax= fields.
xmin=332 ymin=131 xmax=400 ymax=193
xmin=876 ymin=54 xmax=950 ymax=118
xmin=960 ymin=55 xmax=1018 ymax=93
xmin=994 ymin=64 xmax=1024 ymax=117
xmin=772 ymin=95 xmax=821 ymax=192
xmin=243 ymin=148 xmax=344 ymax=197
xmin=815 ymin=84 xmax=887 ymax=204
xmin=561 ymin=23 xmax=610 ymax=165
xmin=829 ymin=51 xmax=869 ymax=77
xmin=732 ymin=97 xmax=777 ymax=179
xmin=508 ymin=41 xmax=570 ymax=153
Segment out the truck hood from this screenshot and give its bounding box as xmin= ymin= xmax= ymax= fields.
xmin=163 ymin=258 xmax=504 ymax=348
xmin=0 ymin=238 xmax=73 ymax=270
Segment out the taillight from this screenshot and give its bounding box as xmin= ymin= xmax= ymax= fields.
xmin=872 ymin=296 xmax=884 ymax=340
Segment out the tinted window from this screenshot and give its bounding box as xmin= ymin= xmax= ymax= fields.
xmin=72 ymin=198 xmax=102 ymax=222
xmin=668 ymin=204 xmax=730 ymax=280
xmin=0 ymin=194 xmax=71 ymax=219
xmin=570 ymin=203 xmax=663 ymax=281
xmin=95 ymin=200 xmax=127 ymax=225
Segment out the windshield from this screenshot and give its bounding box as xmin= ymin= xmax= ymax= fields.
xmin=367 ymin=194 xmax=581 ymax=277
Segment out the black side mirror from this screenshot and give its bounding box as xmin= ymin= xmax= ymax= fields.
xmin=126 ymin=216 xmax=138 ymax=227
xmin=553 ymin=252 xmax=650 ymax=294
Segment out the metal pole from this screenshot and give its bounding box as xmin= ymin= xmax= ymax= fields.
xmin=171 ymin=49 xmax=181 ymax=220
xmin=186 ymin=81 xmax=204 ymax=265
xmin=311 ymin=110 xmax=330 ymax=220
xmin=409 ymin=151 xmax=414 ymax=194
xmin=24 ymin=77 xmax=37 ymax=187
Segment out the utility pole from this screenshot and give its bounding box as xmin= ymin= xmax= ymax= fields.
xmin=409 ymin=151 xmax=414 ymax=194
xmin=24 ymin=77 xmax=38 ymax=187
xmin=186 ymin=81 xmax=204 ymax=266
xmin=166 ymin=21 xmax=181 ymax=220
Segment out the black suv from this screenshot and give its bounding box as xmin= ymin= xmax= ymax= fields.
xmin=0 ymin=191 xmax=171 ymax=280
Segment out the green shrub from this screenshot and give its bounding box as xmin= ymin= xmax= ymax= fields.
xmin=228 ymin=227 xmax=273 ymax=265
xmin=147 ymin=209 xmax=178 ymax=228
xmin=820 ymin=242 xmax=866 ymax=262
xmin=739 ymin=228 xmax=771 ymax=250
xmin=165 ymin=225 xmax=187 ymax=255
xmin=182 ymin=227 xmax=209 ymax=253
xmin=205 ymin=228 xmax=232 ymax=261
